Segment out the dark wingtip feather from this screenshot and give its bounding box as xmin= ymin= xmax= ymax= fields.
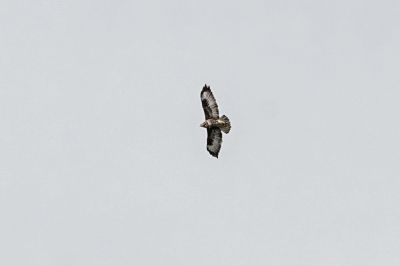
xmin=202 ymin=84 xmax=211 ymax=92
xmin=208 ymin=150 xmax=219 ymax=158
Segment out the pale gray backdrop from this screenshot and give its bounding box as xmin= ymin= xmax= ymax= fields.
xmin=1 ymin=0 xmax=400 ymax=265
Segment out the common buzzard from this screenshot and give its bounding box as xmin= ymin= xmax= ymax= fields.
xmin=200 ymin=84 xmax=231 ymax=158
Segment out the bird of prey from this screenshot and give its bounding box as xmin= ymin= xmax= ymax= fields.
xmin=200 ymin=84 xmax=231 ymax=158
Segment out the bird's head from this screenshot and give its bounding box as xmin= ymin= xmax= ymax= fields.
xmin=200 ymin=121 xmax=207 ymax=128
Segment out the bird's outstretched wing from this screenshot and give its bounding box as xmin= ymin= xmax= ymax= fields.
xmin=207 ymin=128 xmax=222 ymax=158
xmin=201 ymin=85 xmax=219 ymax=119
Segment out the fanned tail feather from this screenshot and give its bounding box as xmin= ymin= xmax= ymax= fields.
xmin=220 ymin=115 xmax=231 ymax=134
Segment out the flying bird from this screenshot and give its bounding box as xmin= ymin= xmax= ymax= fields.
xmin=200 ymin=84 xmax=231 ymax=158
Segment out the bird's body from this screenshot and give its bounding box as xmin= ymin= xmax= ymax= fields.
xmin=201 ymin=117 xmax=231 ymax=133
xmin=205 ymin=118 xmax=220 ymax=127
xmin=200 ymin=85 xmax=231 ymax=158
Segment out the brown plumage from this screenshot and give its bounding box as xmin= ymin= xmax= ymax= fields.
xmin=200 ymin=85 xmax=231 ymax=158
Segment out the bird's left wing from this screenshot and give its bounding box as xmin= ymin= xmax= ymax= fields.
xmin=207 ymin=128 xmax=222 ymax=158
xmin=201 ymin=85 xmax=219 ymax=119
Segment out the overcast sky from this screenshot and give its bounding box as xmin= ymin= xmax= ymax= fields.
xmin=1 ymin=0 xmax=400 ymax=265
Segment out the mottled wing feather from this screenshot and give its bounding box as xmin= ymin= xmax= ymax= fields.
xmin=201 ymin=85 xmax=219 ymax=119
xmin=207 ymin=128 xmax=222 ymax=158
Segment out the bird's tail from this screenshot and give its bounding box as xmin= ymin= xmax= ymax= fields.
xmin=220 ymin=115 xmax=231 ymax=134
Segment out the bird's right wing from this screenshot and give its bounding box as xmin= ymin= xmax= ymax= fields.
xmin=201 ymin=85 xmax=219 ymax=119
xmin=207 ymin=128 xmax=222 ymax=158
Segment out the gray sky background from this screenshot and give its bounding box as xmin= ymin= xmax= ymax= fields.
xmin=1 ymin=0 xmax=400 ymax=265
